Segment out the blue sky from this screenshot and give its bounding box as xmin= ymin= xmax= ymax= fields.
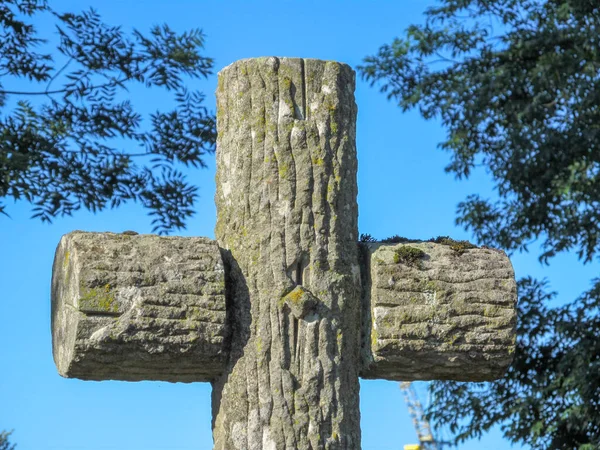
xmin=1 ymin=1 xmax=596 ymax=449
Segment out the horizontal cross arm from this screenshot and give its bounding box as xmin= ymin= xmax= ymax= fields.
xmin=51 ymin=231 xmax=228 ymax=382
xmin=360 ymin=241 xmax=517 ymax=382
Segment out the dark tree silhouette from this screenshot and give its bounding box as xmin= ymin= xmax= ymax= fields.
xmin=360 ymin=0 xmax=600 ymax=448
xmin=0 ymin=430 xmax=16 ymax=450
xmin=0 ymin=0 xmax=216 ymax=233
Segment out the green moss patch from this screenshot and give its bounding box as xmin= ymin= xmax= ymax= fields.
xmin=393 ymin=246 xmax=426 ymax=268
xmin=429 ymin=236 xmax=477 ymax=255
xmin=279 ymin=286 xmax=319 ymax=318
xmin=382 ymin=235 xmax=410 ymax=243
xmin=79 ymin=283 xmax=118 ymax=314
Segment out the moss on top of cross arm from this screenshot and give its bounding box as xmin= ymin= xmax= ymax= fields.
xmin=381 ymin=235 xmax=410 ymax=244
xmin=393 ymin=246 xmax=426 ymax=267
xmin=429 ymin=236 xmax=477 ymax=255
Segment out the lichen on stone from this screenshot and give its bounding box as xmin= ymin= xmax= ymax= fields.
xmin=79 ymin=283 xmax=118 ymax=313
xmin=279 ymin=285 xmax=319 ymax=319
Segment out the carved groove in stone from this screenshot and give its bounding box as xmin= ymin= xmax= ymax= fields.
xmin=213 ymin=57 xmax=361 ymax=450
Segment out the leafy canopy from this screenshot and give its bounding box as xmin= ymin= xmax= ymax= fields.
xmin=360 ymin=0 xmax=600 ymax=448
xmin=0 ymin=0 xmax=216 ymax=233
xmin=360 ymin=0 xmax=599 ymax=264
xmin=0 ymin=430 xmax=16 ymax=450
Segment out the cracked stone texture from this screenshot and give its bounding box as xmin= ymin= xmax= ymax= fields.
xmin=213 ymin=57 xmax=362 ymax=450
xmin=51 ymin=231 xmax=228 ymax=382
xmin=360 ymin=242 xmax=517 ymax=382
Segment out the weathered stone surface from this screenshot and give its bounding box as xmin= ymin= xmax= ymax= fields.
xmin=49 ymin=56 xmax=519 ymax=450
xmin=213 ymin=57 xmax=362 ymax=449
xmin=360 ymin=242 xmax=517 ymax=382
xmin=51 ymin=231 xmax=228 ymax=382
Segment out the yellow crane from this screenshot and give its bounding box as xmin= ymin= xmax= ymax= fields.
xmin=400 ymin=382 xmax=441 ymax=450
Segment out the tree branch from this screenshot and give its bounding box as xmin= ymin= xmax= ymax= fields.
xmin=45 ymin=57 xmax=73 ymax=95
xmin=0 ymin=75 xmax=132 ymax=97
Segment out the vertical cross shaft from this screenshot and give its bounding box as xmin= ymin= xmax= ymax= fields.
xmin=212 ymin=57 xmax=362 ymax=449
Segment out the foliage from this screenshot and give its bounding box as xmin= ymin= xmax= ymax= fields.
xmin=360 ymin=0 xmax=600 ymax=447
xmin=360 ymin=0 xmax=600 ymax=264
xmin=0 ymin=0 xmax=216 ymax=233
xmin=358 ymin=233 xmax=410 ymax=243
xmin=381 ymin=234 xmax=410 ymax=243
xmin=0 ymin=430 xmax=16 ymax=450
xmin=359 ymin=233 xmax=377 ymax=243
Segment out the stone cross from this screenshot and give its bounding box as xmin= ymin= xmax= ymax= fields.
xmin=51 ymin=57 xmax=517 ymax=450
